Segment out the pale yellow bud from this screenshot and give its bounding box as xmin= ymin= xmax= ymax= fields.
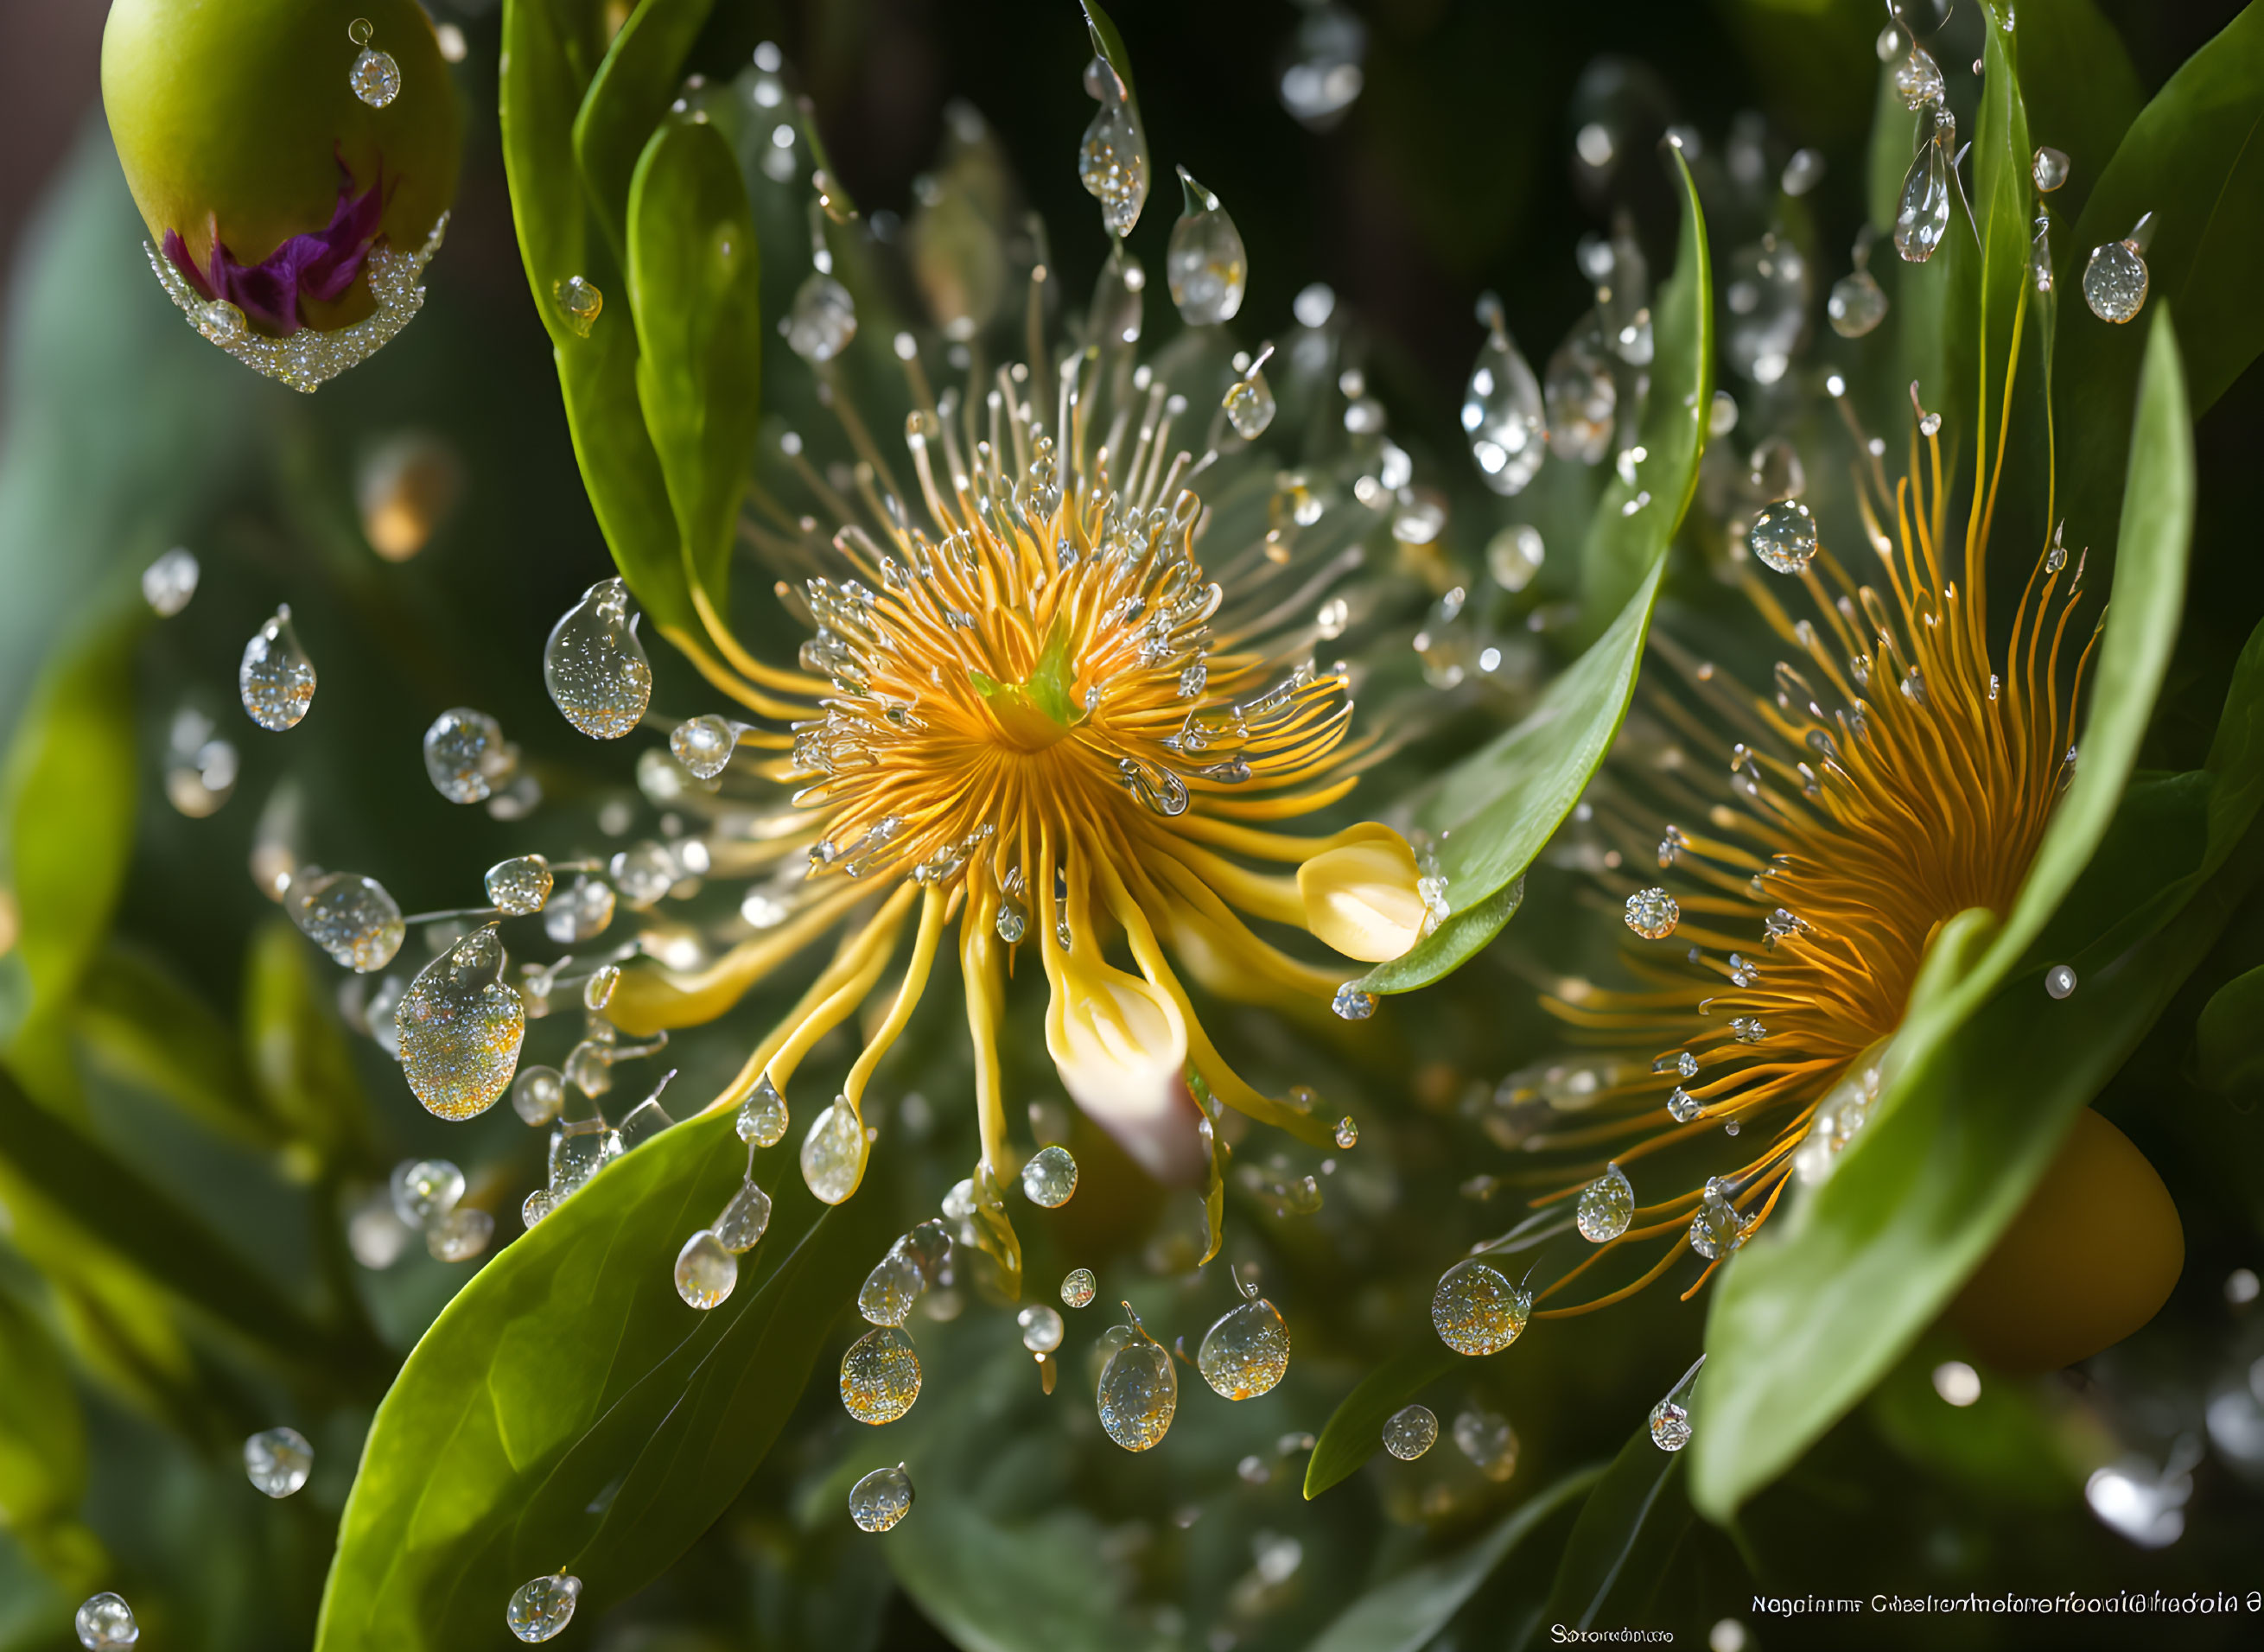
xmin=1298 ymin=830 xmax=1427 ymax=963
xmin=1046 ymin=954 xmax=1199 ymax=1182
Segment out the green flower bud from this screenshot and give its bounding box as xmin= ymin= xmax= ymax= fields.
xmin=102 ymin=0 xmax=461 ymax=335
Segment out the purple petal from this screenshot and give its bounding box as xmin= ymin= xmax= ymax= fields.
xmin=163 ymin=158 xmax=390 ymax=336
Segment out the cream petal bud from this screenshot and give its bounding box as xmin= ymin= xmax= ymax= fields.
xmin=1298 ymin=831 xmax=1428 ymax=963
xmin=1045 ymin=957 xmax=1200 ymax=1182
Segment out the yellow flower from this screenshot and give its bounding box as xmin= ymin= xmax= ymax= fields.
xmin=611 ymin=346 xmax=1420 ymax=1204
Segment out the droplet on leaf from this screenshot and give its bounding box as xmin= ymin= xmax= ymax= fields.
xmin=506 ymin=1574 xmax=582 ymax=1643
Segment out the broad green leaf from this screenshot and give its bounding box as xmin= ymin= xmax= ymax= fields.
xmin=573 ymin=0 xmax=716 ymax=254
xmin=1304 ymin=1343 xmax=1460 ymax=1500
xmin=500 ymin=0 xmax=696 ymax=632
xmin=1692 ymin=307 xmax=2195 ymax=1519
xmin=1364 ymin=151 xmax=1706 ymax=998
xmin=313 ymin=1109 xmax=881 ymax=1652
xmin=1868 ymin=1333 xmax=2083 ymax=1507
xmin=629 ymin=117 xmax=764 ymax=613
xmin=75 ymin=942 xmax=272 ymax=1153
xmin=1578 ymin=149 xmax=1713 ymax=626
xmin=2197 ymin=965 xmax=2264 ymax=1094
xmin=2 ymin=604 xmax=144 ymax=1106
xmin=1532 ymin=1414 xmax=1693 ymax=1636
xmin=2012 ymin=0 xmax=2145 ymax=232
xmin=0 ymin=1285 xmax=105 ymax=1594
xmin=2054 ymin=3 xmax=2264 ymax=544
xmin=0 ymin=1063 xmax=363 ymax=1387
xmin=242 ymin=921 xmax=373 ymax=1170
xmin=1305 ymin=1467 xmax=1599 ymax=1652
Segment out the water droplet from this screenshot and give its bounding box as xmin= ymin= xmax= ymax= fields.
xmin=849 ymin=1463 xmax=914 ymax=1532
xmin=1334 ymin=1115 xmax=1359 ymax=1149
xmin=696 ymin=1174 xmax=768 ymax=1255
xmin=544 ymin=578 xmax=652 ymax=740
xmin=1198 ymin=1294 xmax=1291 ymax=1400
xmin=1078 ymin=54 xmax=1149 ymax=238
xmin=1019 ymin=1304 xmax=1065 ymax=1352
xmin=1021 ymin=1143 xmax=1078 ymax=1207
xmin=1332 ymin=982 xmax=1377 ymax=1020
xmin=994 ymin=883 xmax=1030 ymax=944
xmin=1453 ymin=1407 xmax=1520 ymax=1481
xmin=675 ymin=1229 xmax=739 ymax=1308
xmin=487 ymin=855 xmax=554 ymax=917
xmin=1464 ymin=296 xmax=1545 ymax=496
xmin=1061 ymin=1267 xmax=1097 ymax=1308
xmin=544 ymin=875 xmax=616 ymax=944
xmin=2033 ymin=145 xmax=2070 ymax=192
xmin=1224 ymin=362 xmax=1276 ymax=439
xmin=1723 ymin=233 xmax=1808 ymax=386
xmin=1668 ymin=1088 xmax=1701 ymax=1123
xmin=397 ymin=926 xmax=526 ymax=1121
xmin=1650 ymin=1396 xmax=1692 ymax=1451
xmin=1382 ymin=1402 xmax=1438 ymax=1460
xmin=427 ymin=1204 xmax=493 ymax=1261
xmin=671 ymin=715 xmax=738 ymax=779
xmin=1543 ymin=313 xmax=1615 ymax=464
xmin=737 ymin=1074 xmax=790 ymax=1147
xmin=2083 ymin=226 xmax=2149 ymax=324
xmin=390 ymin=1158 xmax=465 ymax=1229
xmin=841 ymin=1324 xmax=922 ymax=1422
xmin=1623 ymin=886 xmax=1680 ymax=941
xmin=142 ymin=547 xmax=198 ymax=615
xmin=786 ymin=271 xmax=858 ymax=362
xmin=801 ymin=1096 xmax=869 ymax=1204
xmin=1097 ymin=1307 xmax=1176 ymax=1451
xmin=1894 ymin=42 xmax=1945 ymax=108
xmin=552 ymin=276 xmax=603 ymax=338
xmin=1876 ymin=22 xmax=1905 ymax=60
xmin=548 ymin=1116 xmax=621 ymax=1195
xmin=511 ymin=1067 xmax=565 ymax=1128
xmin=74 ymin=1594 xmax=137 ymax=1650
xmin=2045 ymin=963 xmax=2077 ymax=1000
xmin=1166 ymin=168 xmax=1246 ymax=326
xmin=1895 ymin=109 xmax=1956 ymax=264
xmin=1688 ymin=1179 xmax=1746 ymax=1260
xmin=860 ymin=1241 xmax=925 ymax=1325
xmin=1486 ymin=524 xmax=1545 ymax=593
xmin=1827 ymin=268 xmax=1887 ymax=337
xmin=582 ymin=964 xmax=620 ymax=1013
xmin=348 ymin=18 xmax=402 ymax=108
xmin=1731 ymin=1017 xmax=1767 ymax=1044
xmin=287 ymin=868 xmax=404 ymax=972
xmin=243 ymin=1426 xmax=313 ymax=1497
xmin=1576 ymin=1163 xmax=1635 ymax=1242
xmin=239 ymin=606 xmax=317 ymax=731
xmin=423 ymin=708 xmax=515 ymax=804
xmin=521 ymin=1188 xmax=555 ymax=1227
xmin=1280 ymin=3 xmax=1367 ymax=130
xmin=506 ymin=1573 xmax=582 ymax=1643
xmin=1432 ymin=1259 xmax=1530 ymax=1356
xmin=1748 ymin=498 xmax=1817 ymax=574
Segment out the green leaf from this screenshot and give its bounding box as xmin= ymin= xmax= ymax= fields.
xmin=1533 ymin=1414 xmax=1693 ymax=1636
xmin=573 ymin=0 xmax=717 ymax=255
xmin=1577 ymin=148 xmax=1714 ymax=625
xmin=2197 ymin=965 xmax=2264 ymax=1094
xmin=1972 ymin=3 xmax=2035 ymax=445
xmin=313 ymin=1109 xmax=881 ymax=1652
xmin=75 ymin=942 xmax=272 ymax=1153
xmin=1305 ymin=1468 xmax=1599 ymax=1652
xmin=1691 ymin=306 xmax=2195 ymax=1520
xmin=629 ymin=117 xmax=764 ymax=617
xmin=1866 ymin=54 xmax=1918 ymax=238
xmin=500 ymin=0 xmax=696 ymax=633
xmin=1303 ymin=1342 xmax=1460 ymax=1500
xmin=2010 ymin=0 xmax=2145 ymax=232
xmin=1080 ymin=0 xmax=1139 ymax=103
xmin=2053 ymin=2 xmax=2264 ymax=544
xmin=242 ymin=921 xmax=373 ymax=1169
xmin=2204 ymin=616 xmax=2264 ymax=867
xmin=0 ymin=1284 xmax=105 ymax=1595
xmin=0 ymin=1063 xmax=359 ymax=1386
xmin=1366 ymin=150 xmax=1708 ymax=999
xmin=1 ymin=604 xmax=144 ymax=1104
